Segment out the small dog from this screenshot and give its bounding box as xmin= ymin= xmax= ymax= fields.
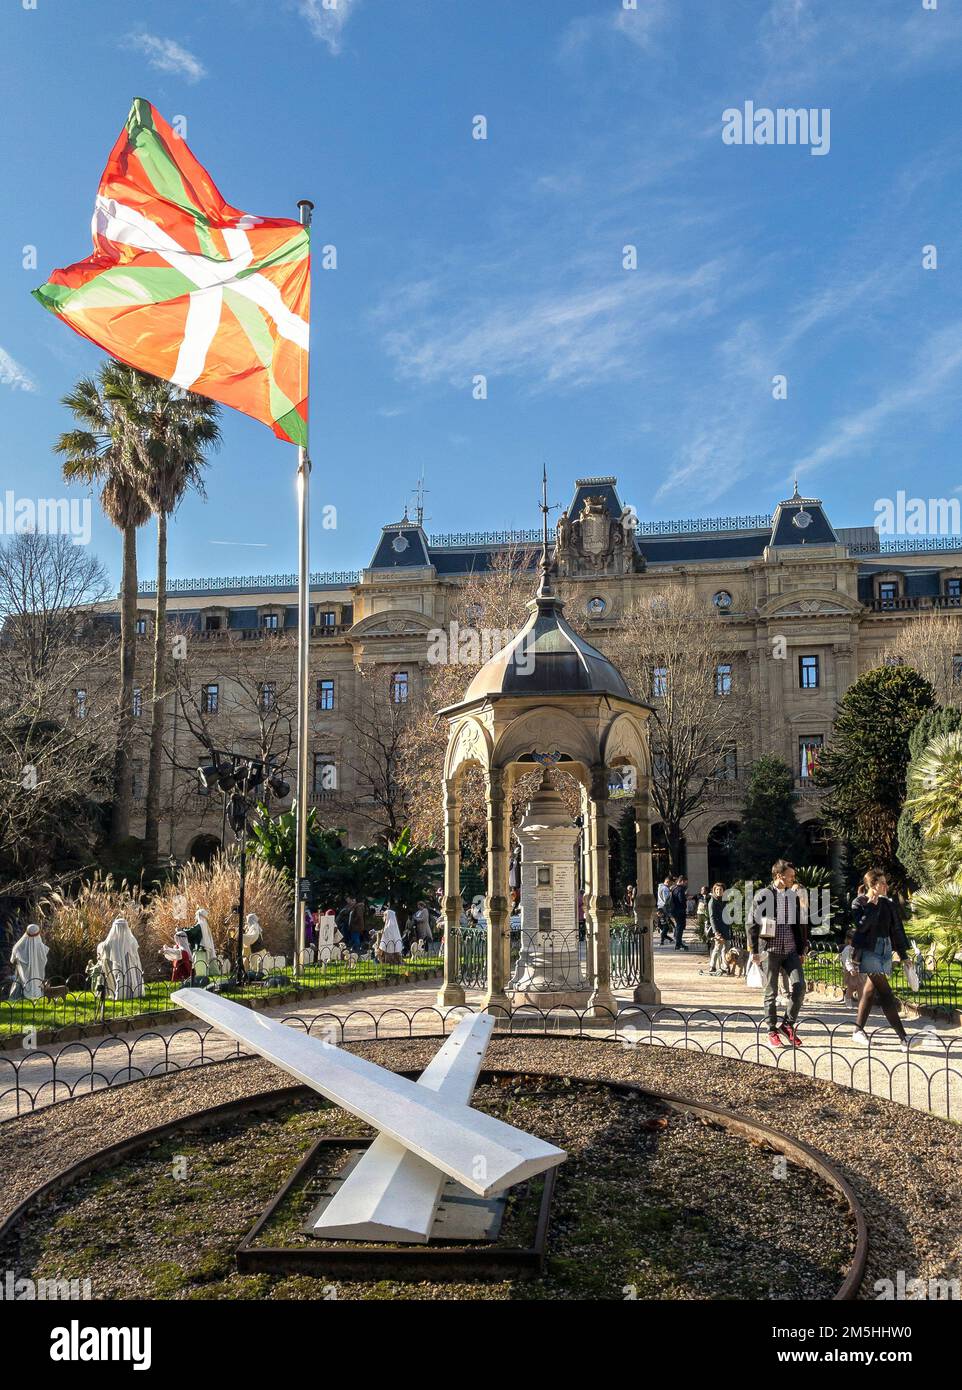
xmin=725 ymin=947 xmax=746 ymax=978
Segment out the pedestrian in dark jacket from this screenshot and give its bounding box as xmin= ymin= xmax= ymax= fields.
xmin=670 ymin=876 xmax=689 ymax=951
xmin=707 ymin=883 xmax=731 ymax=975
xmin=849 ymin=870 xmax=915 ymax=1050
xmin=748 ymin=859 xmax=809 ymax=1048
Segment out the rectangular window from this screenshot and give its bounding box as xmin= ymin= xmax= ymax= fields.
xmin=799 ymin=735 xmax=824 ymax=780
xmin=135 ymin=617 xmax=147 ymax=636
xmin=74 ymin=688 xmax=87 ymax=720
xmin=392 ymin=670 xmax=409 ymax=703
xmin=259 ymin=681 xmax=276 ymax=711
xmin=204 ymin=616 xmax=222 ymax=631
xmin=947 ymin=578 xmax=961 ymax=600
xmin=716 ymin=746 xmax=738 ymax=781
xmin=799 ymin=654 xmax=820 ymax=689
xmin=715 ymin=663 xmax=732 ymax=696
xmin=878 ymin=581 xmax=898 ymax=605
xmin=201 ymin=683 xmax=219 ymax=715
xmin=261 ymin=613 xmax=279 ymax=629
xmin=313 ymin=753 xmax=337 ymax=794
xmin=132 ymin=687 xmax=143 ymax=718
xmin=652 ymin=666 xmax=668 ymax=698
xmin=316 ymin=678 xmax=335 ymax=711
xmin=320 ymin=610 xmax=337 ymax=628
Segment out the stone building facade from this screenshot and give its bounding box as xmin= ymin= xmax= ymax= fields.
xmin=112 ymin=476 xmax=962 ymax=888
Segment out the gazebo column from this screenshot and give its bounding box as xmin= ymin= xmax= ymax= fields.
xmin=500 ymin=787 xmax=514 ymax=989
xmin=580 ymin=781 xmax=595 ymax=987
xmin=633 ymin=777 xmax=661 ymax=1005
xmin=437 ymin=777 xmax=466 ymax=1008
xmin=482 ymin=767 xmax=511 ymax=1016
xmin=587 ymin=766 xmax=618 ymax=1019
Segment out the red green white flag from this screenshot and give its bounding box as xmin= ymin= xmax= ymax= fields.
xmin=33 ymin=98 xmax=310 ymax=447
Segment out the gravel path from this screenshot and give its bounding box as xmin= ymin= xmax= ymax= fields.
xmin=3 ymin=1035 xmax=961 ymax=1300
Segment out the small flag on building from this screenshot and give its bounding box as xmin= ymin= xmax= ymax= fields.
xmin=33 ymin=98 xmax=310 ymax=446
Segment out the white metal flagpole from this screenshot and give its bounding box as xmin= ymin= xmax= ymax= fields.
xmin=294 ymin=197 xmax=314 ymax=966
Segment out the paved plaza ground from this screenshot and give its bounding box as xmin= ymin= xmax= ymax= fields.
xmin=1 ymin=924 xmax=960 ymax=1122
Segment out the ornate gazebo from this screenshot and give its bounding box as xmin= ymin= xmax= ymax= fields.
xmin=436 ymin=522 xmax=661 ymax=1018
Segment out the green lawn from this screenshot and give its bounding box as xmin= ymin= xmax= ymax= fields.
xmin=0 ymin=954 xmax=443 ymax=1038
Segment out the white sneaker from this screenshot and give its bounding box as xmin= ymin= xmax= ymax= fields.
xmin=851 ymin=1028 xmax=869 ymax=1044
xmin=900 ymin=1034 xmax=918 ymax=1053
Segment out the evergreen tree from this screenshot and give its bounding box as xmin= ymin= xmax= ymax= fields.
xmin=734 ymin=755 xmax=803 ymax=883
xmin=817 ymin=665 xmax=936 ymax=887
xmin=897 ymin=706 xmax=962 ymax=888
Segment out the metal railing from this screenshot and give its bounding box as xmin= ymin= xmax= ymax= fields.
xmin=2 ymin=1002 xmax=959 ymax=1122
xmin=136 ymin=572 xmax=359 ymax=596
xmin=452 ymin=919 xmax=647 ymax=991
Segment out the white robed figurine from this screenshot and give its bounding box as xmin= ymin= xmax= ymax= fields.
xmin=186 ymin=900 xmax=215 ymax=967
xmin=99 ymin=916 xmax=144 ymax=1000
xmin=377 ymin=907 xmax=404 ymax=965
xmin=9 ymin=923 xmax=48 ymax=1000
xmin=242 ymin=912 xmax=268 ymax=970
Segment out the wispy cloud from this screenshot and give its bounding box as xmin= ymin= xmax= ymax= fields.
xmin=794 ymin=322 xmax=962 ymax=478
xmin=127 ymin=33 xmax=207 ymax=83
xmin=209 ymin=540 xmax=269 ymax=548
xmin=0 ymin=347 xmax=36 ymax=393
xmin=298 ymin=0 xmax=359 ymax=55
xmin=559 ymin=0 xmax=670 ymax=60
xmin=376 ymin=261 xmax=728 ymax=392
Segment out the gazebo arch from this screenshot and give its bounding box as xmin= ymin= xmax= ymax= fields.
xmin=436 ymin=518 xmax=659 ymax=1017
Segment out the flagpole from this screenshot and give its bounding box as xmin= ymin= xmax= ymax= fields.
xmin=295 ymin=197 xmax=314 ymax=968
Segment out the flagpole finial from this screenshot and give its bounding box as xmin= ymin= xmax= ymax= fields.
xmin=538 ymin=464 xmax=553 ymax=597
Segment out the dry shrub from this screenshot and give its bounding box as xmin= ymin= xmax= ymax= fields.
xmin=145 ymin=851 xmax=293 ymax=965
xmin=37 ymin=875 xmax=149 ymax=982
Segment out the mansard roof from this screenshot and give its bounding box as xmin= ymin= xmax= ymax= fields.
xmin=769 ymin=483 xmax=838 ymax=547
xmin=367 ymin=518 xmax=432 ymax=570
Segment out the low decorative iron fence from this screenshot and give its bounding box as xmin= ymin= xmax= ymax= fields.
xmin=2 ymin=1003 xmax=959 ymax=1123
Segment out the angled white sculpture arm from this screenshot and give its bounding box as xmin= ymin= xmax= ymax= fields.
xmin=172 ymin=990 xmax=564 ymax=1198
xmin=314 ymin=1012 xmax=496 ymax=1242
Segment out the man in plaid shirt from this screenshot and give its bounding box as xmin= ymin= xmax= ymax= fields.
xmin=748 ymin=859 xmax=809 ymax=1048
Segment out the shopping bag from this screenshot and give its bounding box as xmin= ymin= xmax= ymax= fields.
xmin=746 ymin=959 xmax=764 ymax=989
xmin=904 ymin=962 xmax=920 ymax=993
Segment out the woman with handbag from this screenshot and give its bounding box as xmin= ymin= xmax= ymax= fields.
xmin=849 ymin=870 xmax=917 ymax=1051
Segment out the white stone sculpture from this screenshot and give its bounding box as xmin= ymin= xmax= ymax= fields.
xmin=172 ymin=990 xmax=565 ymax=1212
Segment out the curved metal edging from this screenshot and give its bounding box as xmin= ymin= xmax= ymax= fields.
xmin=0 ymin=1064 xmax=868 ymax=1301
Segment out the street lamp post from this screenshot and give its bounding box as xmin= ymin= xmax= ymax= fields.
xmin=197 ymin=750 xmax=290 ymax=987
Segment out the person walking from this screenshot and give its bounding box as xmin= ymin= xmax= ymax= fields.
xmin=707 ymin=883 xmax=731 ymax=976
xmin=696 ymin=885 xmax=710 ymax=941
xmin=849 ymin=870 xmax=915 ymax=1051
xmin=670 ymin=875 xmax=689 ymax=951
xmin=749 ymin=859 xmax=809 ymax=1047
xmin=657 ymin=876 xmax=673 ymax=944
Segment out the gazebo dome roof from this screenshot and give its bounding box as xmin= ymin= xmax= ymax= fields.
xmin=458 ymin=586 xmax=633 ymax=705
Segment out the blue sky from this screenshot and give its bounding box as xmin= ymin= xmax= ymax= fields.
xmin=1 ymin=0 xmax=961 ymax=586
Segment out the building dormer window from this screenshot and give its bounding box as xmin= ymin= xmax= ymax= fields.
xmin=946 ymin=578 xmax=961 ymax=601
xmin=261 ymin=612 xmax=279 ymax=629
xmin=135 ymin=617 xmax=148 ymax=635
xmin=878 ymin=580 xmax=899 ymax=607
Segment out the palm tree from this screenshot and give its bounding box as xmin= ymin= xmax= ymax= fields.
xmin=116 ymin=374 xmax=221 ymax=868
xmin=55 ymin=364 xmax=152 ymax=844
